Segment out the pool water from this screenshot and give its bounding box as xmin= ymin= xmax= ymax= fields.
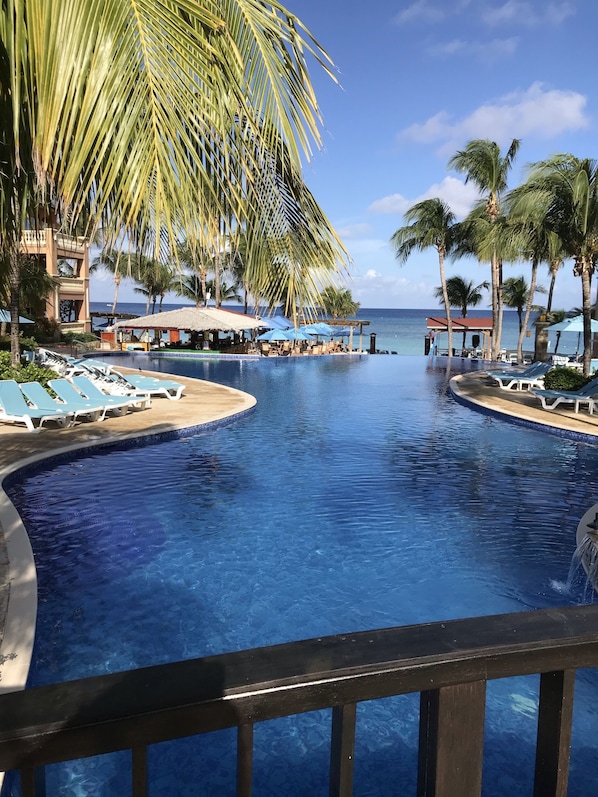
xmin=5 ymin=355 xmax=598 ymax=796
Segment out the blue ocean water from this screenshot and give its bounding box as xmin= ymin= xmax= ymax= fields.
xmin=5 ymin=355 xmax=598 ymax=796
xmin=91 ymin=303 xmax=562 ymax=358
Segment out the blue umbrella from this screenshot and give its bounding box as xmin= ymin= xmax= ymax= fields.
xmin=285 ymin=328 xmax=312 ymax=341
xmin=256 ymin=329 xmax=290 ymax=341
xmin=261 ymin=315 xmax=292 ymax=330
xmin=0 ymin=309 xmax=33 ymax=324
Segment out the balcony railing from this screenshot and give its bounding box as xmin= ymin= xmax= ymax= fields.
xmin=19 ymin=230 xmax=87 ymax=254
xmin=20 ymin=230 xmax=47 ymax=247
xmin=1 ymin=605 xmax=597 ymax=797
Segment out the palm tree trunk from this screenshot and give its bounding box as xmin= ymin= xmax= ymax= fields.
xmin=438 ymin=248 xmax=453 ymax=355
xmin=110 ymin=272 xmax=121 ymax=316
xmin=581 ymin=260 xmax=593 ymax=375
xmin=518 ymin=259 xmax=539 ymax=363
xmin=546 ymin=262 xmax=559 ymax=315
xmin=8 ymin=245 xmax=22 ymax=367
xmin=490 ymin=254 xmax=500 ymax=360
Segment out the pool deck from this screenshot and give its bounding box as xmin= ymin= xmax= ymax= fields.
xmin=2 ymin=362 xmax=598 ymax=697
xmin=0 ymin=368 xmax=256 ymax=695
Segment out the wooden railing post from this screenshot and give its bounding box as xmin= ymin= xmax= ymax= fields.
xmin=329 ymin=703 xmax=356 ymax=797
xmin=533 ymin=669 xmax=575 ymax=797
xmin=417 ymin=681 xmax=486 ymax=797
xmin=237 ymin=723 xmax=254 ymax=797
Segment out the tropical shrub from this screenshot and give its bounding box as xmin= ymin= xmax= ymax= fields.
xmin=0 ymin=335 xmax=38 ymax=352
xmin=62 ymin=331 xmax=99 ymax=345
xmin=0 ymin=352 xmax=57 ymax=387
xmin=543 ymin=366 xmax=590 ymax=391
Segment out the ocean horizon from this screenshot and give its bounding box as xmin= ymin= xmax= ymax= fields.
xmin=90 ymin=302 xmax=571 ymax=358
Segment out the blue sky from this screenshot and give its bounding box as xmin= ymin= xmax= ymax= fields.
xmin=91 ymin=0 xmax=596 ymax=310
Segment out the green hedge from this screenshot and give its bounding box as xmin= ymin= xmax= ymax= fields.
xmin=544 ymin=366 xmax=591 ymax=391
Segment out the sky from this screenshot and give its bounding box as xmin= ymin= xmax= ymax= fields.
xmin=91 ymin=0 xmax=598 ymax=310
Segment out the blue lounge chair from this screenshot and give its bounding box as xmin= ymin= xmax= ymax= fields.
xmin=48 ymin=379 xmax=113 ymax=421
xmin=75 ymin=360 xmax=184 ymax=400
xmin=486 ymin=361 xmax=552 ymax=391
xmin=531 ymin=376 xmax=598 ymax=414
xmin=20 ymin=382 xmax=102 ymax=423
xmin=71 ymin=376 xmax=151 ymax=412
xmin=118 ymin=373 xmax=185 ymax=400
xmin=0 ymin=380 xmax=73 ymax=432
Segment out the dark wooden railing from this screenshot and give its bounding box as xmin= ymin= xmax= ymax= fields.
xmin=2 ymin=605 xmax=598 ymax=797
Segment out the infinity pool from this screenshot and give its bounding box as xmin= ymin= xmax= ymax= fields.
xmin=5 ymin=355 xmax=598 ymax=796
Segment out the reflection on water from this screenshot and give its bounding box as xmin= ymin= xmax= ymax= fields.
xmin=6 ymin=355 xmax=598 ymax=797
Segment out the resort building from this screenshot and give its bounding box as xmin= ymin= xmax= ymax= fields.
xmin=19 ymin=227 xmax=92 ymax=334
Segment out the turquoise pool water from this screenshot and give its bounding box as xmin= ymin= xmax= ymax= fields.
xmin=5 ymin=355 xmax=598 ymax=796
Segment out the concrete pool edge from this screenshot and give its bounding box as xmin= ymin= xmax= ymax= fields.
xmin=0 ymin=373 xmax=257 ymax=706
xmin=450 ymin=372 xmax=598 ymax=443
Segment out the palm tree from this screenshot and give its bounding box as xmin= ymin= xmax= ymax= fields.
xmin=319 ymin=287 xmax=360 ymax=319
xmin=0 ymin=0 xmax=348 ymax=364
xmin=132 ymin=259 xmax=177 ymax=314
xmin=433 ymin=276 xmax=489 ymax=349
xmin=448 ymin=139 xmax=520 ymax=360
xmin=512 ymin=155 xmax=598 ymax=373
xmin=391 ymin=198 xmax=457 ymax=354
xmin=502 ymin=276 xmax=547 ymax=360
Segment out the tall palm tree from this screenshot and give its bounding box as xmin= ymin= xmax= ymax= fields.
xmin=391 ymin=198 xmax=457 ymax=354
xmin=448 ymin=139 xmax=520 ymax=360
xmin=0 ymin=0 xmax=348 ymax=364
xmin=512 ymin=155 xmax=598 ymax=373
xmin=433 ymin=276 xmax=489 ymax=349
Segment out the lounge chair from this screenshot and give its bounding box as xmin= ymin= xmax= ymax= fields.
xmin=71 ymin=375 xmax=151 ymax=412
xmin=20 ymin=381 xmax=103 ymax=423
xmin=531 ymin=376 xmax=598 ymax=414
xmin=0 ymin=380 xmax=73 ymax=432
xmin=119 ymin=373 xmax=185 ymax=400
xmin=48 ymin=379 xmax=114 ymax=421
xmin=486 ymin=361 xmax=551 ymax=391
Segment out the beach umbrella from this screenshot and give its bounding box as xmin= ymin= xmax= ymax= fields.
xmin=0 ymin=309 xmax=33 ymax=324
xmin=548 ymin=314 xmax=598 ymax=355
xmin=285 ymin=329 xmax=312 ymax=341
xmin=256 ymin=329 xmax=290 ymax=341
xmin=261 ymin=315 xmax=292 ymax=330
xmin=548 ymin=314 xmax=598 ymax=333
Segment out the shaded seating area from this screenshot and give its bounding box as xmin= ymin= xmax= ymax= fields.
xmin=0 ymin=380 xmax=73 ymax=432
xmin=531 ymin=376 xmax=598 ymax=414
xmin=486 ymin=361 xmax=551 ymax=391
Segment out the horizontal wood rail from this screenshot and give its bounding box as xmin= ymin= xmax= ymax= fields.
xmin=1 ymin=605 xmax=597 ymax=796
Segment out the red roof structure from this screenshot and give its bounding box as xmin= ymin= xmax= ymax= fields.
xmin=426 ymin=316 xmax=493 ymax=332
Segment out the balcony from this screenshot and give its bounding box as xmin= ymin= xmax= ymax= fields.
xmin=1 ymin=605 xmax=596 ymax=797
xmin=57 ymin=276 xmax=86 ymax=295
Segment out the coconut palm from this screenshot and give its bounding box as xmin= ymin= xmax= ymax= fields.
xmin=0 ymin=0 xmax=348 ymax=364
xmin=319 ymin=287 xmax=360 ymax=319
xmin=512 ymin=155 xmax=598 ymax=373
xmin=448 ymin=139 xmax=520 ymax=360
xmin=391 ymin=198 xmax=457 ymax=354
xmin=433 ymin=276 xmax=489 ymax=349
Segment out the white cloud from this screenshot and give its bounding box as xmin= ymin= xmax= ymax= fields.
xmin=368 ymin=193 xmax=411 ymax=215
xmin=368 ymin=176 xmax=480 ymax=220
xmin=431 ymin=36 xmax=519 ymax=61
xmin=400 ymin=82 xmax=589 ymax=150
xmin=482 ymin=1 xmax=575 ymax=27
xmin=336 ymin=222 xmax=373 ymax=239
xmin=393 ymin=0 xmax=446 ymax=24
